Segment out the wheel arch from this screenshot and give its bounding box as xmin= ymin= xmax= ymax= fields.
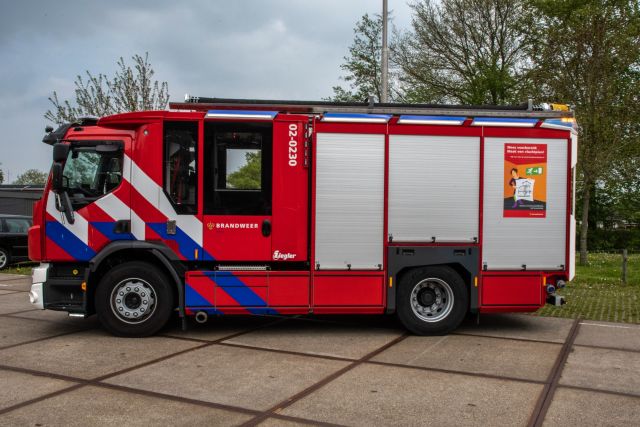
xmin=387 ymin=245 xmax=480 ymax=315
xmin=87 ymin=241 xmax=185 ymax=317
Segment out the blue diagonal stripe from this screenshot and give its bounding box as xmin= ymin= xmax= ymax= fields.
xmin=215 ymin=272 xmax=274 ymax=311
xmin=46 ymin=221 xmax=96 ymax=261
xmin=147 ymin=222 xmax=213 ymax=261
xmin=185 ymin=282 xmax=214 ymax=307
xmin=91 ymin=222 xmax=135 ymax=241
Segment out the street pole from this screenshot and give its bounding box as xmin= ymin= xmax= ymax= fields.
xmin=381 ymin=0 xmax=389 ymax=103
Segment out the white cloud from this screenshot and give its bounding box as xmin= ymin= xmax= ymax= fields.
xmin=0 ymin=0 xmax=413 ymax=178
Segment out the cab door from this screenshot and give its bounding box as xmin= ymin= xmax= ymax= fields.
xmin=202 ymin=119 xmax=273 ymax=261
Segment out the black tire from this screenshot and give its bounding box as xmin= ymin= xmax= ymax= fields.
xmin=0 ymin=247 xmax=10 ymax=270
xmin=397 ymin=266 xmax=468 ymax=335
xmin=95 ymin=261 xmax=174 ymax=337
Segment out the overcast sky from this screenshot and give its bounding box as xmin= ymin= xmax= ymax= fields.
xmin=0 ymin=0 xmax=413 ymax=182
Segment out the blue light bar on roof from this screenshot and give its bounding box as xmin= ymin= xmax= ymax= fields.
xmin=397 ymin=115 xmax=466 ymax=125
xmin=206 ymin=110 xmax=278 ymax=120
xmin=321 ymin=113 xmax=392 ymax=123
xmin=471 ymin=117 xmax=539 ymax=128
xmin=540 ymin=118 xmax=576 ymax=131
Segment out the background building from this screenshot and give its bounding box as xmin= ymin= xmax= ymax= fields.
xmin=0 ymin=185 xmax=43 ymax=216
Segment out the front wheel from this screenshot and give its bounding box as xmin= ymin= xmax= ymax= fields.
xmin=0 ymin=248 xmax=10 ymax=269
xmin=95 ymin=262 xmax=174 ymax=337
xmin=397 ymin=266 xmax=468 ymax=335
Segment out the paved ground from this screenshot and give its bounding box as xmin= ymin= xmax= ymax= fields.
xmin=0 ymin=273 xmax=639 ymax=426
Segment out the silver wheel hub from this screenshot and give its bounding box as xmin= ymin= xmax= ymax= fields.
xmin=410 ymin=278 xmax=454 ymax=323
xmin=0 ymin=252 xmax=6 ymax=268
xmin=110 ymin=278 xmax=156 ymax=324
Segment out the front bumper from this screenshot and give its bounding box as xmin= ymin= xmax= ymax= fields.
xmin=29 ymin=263 xmax=89 ymax=315
xmin=29 ymin=263 xmax=49 ymax=309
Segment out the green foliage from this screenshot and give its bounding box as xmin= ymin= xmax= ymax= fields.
xmin=13 ymin=169 xmax=48 ymax=186
xmin=524 ymin=0 xmax=640 ymax=184
xmin=523 ymin=0 xmax=640 ymax=262
xmin=0 ymin=163 xmax=4 ymax=184
xmin=396 ymin=0 xmax=529 ymax=104
xmin=45 ymin=52 xmax=169 ymax=124
xmin=586 ymin=229 xmax=640 ymax=252
xmin=329 ymin=13 xmax=399 ymax=102
xmin=227 ymin=151 xmax=261 ymax=189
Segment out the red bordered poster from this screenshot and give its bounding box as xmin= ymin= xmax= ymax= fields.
xmin=503 ymin=143 xmax=547 ymax=218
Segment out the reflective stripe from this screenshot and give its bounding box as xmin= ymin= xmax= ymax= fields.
xmin=322 ymin=113 xmax=392 ymax=123
xmin=206 ymin=110 xmax=277 ymax=120
xmin=397 ymin=115 xmax=466 ymax=125
xmin=471 ymin=117 xmax=538 ymax=127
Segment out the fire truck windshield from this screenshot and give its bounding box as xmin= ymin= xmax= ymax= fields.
xmin=60 ymin=143 xmax=123 ymax=207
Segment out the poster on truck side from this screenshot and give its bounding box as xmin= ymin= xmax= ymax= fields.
xmin=503 ymin=143 xmax=547 ymax=218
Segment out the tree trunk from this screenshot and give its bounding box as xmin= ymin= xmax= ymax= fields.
xmin=579 ymin=185 xmax=591 ymax=266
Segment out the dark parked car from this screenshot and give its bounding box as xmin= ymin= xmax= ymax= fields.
xmin=0 ymin=214 xmax=32 ymax=269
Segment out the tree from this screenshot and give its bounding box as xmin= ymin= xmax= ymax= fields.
xmin=524 ymin=0 xmax=640 ymax=264
xmin=396 ymin=0 xmax=529 ymax=104
xmin=227 ymin=151 xmax=262 ymax=189
xmin=13 ymin=169 xmax=48 ymax=186
xmin=45 ymin=52 xmax=169 ymax=124
xmin=329 ymin=13 xmax=400 ymax=102
xmin=0 ymin=163 xmax=4 ymax=184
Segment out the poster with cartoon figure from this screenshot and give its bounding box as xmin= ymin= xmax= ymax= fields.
xmin=504 ymin=143 xmax=547 ymax=218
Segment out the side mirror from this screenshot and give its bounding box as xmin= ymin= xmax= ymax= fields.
xmin=53 ymin=143 xmax=70 ymax=163
xmin=51 ymin=162 xmax=64 ymax=192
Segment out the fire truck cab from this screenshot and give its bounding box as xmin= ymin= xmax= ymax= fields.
xmin=28 ymin=97 xmax=577 ymax=336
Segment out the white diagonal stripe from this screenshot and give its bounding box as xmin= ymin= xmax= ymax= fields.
xmin=127 ymin=155 xmax=203 ymax=245
xmin=45 ymin=190 xmax=89 ymax=245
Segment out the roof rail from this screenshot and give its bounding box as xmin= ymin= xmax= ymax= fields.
xmin=169 ymin=96 xmax=574 ymax=119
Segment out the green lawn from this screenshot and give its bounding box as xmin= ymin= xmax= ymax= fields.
xmin=533 ymin=252 xmax=639 ymax=324
xmin=1 ymin=263 xmax=35 ymax=276
xmin=3 ymin=253 xmax=638 ymax=324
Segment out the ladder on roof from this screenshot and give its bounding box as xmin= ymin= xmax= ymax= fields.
xmin=169 ymin=96 xmax=574 ymax=119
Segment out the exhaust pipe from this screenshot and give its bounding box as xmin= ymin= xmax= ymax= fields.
xmin=195 ymin=311 xmax=208 ymax=324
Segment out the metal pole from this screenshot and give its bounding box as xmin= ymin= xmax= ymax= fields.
xmin=381 ymin=0 xmax=389 ymax=103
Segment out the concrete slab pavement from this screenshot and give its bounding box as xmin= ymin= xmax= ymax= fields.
xmin=0 ymin=369 xmax=75 ymax=411
xmin=163 ymin=315 xmax=281 ymax=342
xmin=457 ymin=314 xmax=575 ymax=343
xmin=0 ymin=316 xmax=87 ymax=348
xmin=223 ymin=318 xmax=404 ymax=359
xmin=0 ymin=329 xmax=202 ymax=379
xmin=1 ymin=275 xmax=639 ymax=426
xmin=575 ymin=321 xmax=640 ymax=352
xmin=282 ymin=363 xmax=543 ymax=427
xmin=559 ymin=345 xmax=640 ymax=396
xmin=372 ymin=334 xmax=561 ymax=381
xmin=0 ymin=274 xmax=31 ymax=292
xmin=0 ymin=291 xmax=35 ymax=315
xmin=104 ymin=344 xmax=350 ymax=411
xmin=0 ymin=385 xmax=253 ymax=426
xmin=543 ymin=387 xmax=640 ymax=427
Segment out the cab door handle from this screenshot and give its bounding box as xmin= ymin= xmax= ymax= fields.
xmin=262 ymin=219 xmax=271 ymax=237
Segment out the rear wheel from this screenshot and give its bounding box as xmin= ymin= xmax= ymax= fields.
xmin=95 ymin=262 xmax=173 ymax=337
xmin=397 ymin=266 xmax=468 ymax=335
xmin=0 ymin=248 xmax=10 ymax=270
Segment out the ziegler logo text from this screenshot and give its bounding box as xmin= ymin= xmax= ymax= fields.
xmin=273 ymin=250 xmax=296 ymax=260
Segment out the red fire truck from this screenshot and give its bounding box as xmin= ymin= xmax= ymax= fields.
xmin=28 ymin=97 xmax=576 ymax=336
